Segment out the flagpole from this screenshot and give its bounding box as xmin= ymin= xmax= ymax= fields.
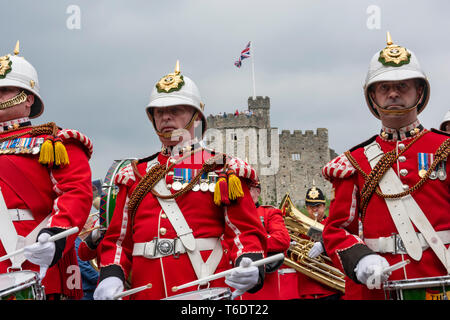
xmin=251 ymin=41 xmax=256 ymax=100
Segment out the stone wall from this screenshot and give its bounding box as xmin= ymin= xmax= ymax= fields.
xmin=206 ymin=96 xmax=333 ymax=208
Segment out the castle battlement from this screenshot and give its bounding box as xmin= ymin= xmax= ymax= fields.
xmin=205 ymin=96 xmax=332 ymax=207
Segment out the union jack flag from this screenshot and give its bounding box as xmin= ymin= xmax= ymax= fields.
xmin=234 ymin=41 xmax=251 ymax=68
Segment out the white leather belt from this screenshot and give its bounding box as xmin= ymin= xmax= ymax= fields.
xmin=132 ymin=237 xmax=219 ymax=259
xmin=7 ymin=209 xmax=34 ymax=221
xmin=365 ymin=230 xmax=450 ymax=255
xmin=278 ymin=268 xmax=297 ymax=275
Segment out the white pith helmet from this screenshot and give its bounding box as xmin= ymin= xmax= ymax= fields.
xmin=0 ymin=41 xmax=44 ymax=118
xmin=146 ymin=61 xmax=206 ymax=136
xmin=439 ymin=110 xmax=450 ymax=131
xmin=363 ymin=32 xmax=430 ymax=119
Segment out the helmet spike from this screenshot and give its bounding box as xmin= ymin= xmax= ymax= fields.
xmin=386 ymin=31 xmax=393 ymax=46
xmin=175 ymin=60 xmax=180 ymax=75
xmin=14 ymin=40 xmax=20 ymax=56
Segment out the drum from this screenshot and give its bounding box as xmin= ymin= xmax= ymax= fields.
xmin=0 ymin=271 xmax=45 ymax=300
xmin=99 ymin=159 xmax=136 ymax=228
xmin=162 ymin=287 xmax=232 ymax=300
xmin=383 ymin=275 xmax=450 ymax=300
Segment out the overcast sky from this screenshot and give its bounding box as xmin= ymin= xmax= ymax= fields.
xmin=2 ymin=0 xmax=450 ymax=181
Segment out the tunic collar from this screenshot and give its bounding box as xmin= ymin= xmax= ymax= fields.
xmin=0 ymin=117 xmax=31 ymax=133
xmin=380 ymin=119 xmax=424 ymax=142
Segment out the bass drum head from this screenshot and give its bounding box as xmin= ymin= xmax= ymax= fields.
xmin=162 ymin=287 xmax=231 ymax=300
xmin=99 ymin=159 xmax=136 ymax=228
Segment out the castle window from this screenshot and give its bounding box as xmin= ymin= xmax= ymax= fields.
xmin=230 ymin=133 xmax=238 ymax=141
xmin=291 ymin=153 xmax=301 ymax=161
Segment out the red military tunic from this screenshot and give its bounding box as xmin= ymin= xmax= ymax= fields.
xmin=322 ymin=126 xmax=450 ymax=299
xmin=98 ymin=148 xmax=267 ymax=299
xmin=241 ymin=204 xmax=290 ymax=300
xmin=0 ymin=122 xmax=93 ymax=298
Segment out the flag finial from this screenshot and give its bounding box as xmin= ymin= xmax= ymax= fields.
xmin=14 ymin=40 xmax=20 ymax=55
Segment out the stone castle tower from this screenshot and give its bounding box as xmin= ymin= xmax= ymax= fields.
xmin=206 ymin=96 xmax=337 ymax=208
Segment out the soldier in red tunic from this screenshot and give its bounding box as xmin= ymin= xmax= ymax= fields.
xmin=94 ymin=62 xmax=267 ymax=300
xmin=241 ymin=180 xmax=290 ymax=300
xmin=322 ymin=33 xmax=450 ymax=300
xmin=0 ymin=42 xmax=93 ymax=299
xmin=296 ymin=186 xmax=342 ymax=300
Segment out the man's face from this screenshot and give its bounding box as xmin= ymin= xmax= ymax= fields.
xmin=305 ymin=203 xmax=325 ymax=222
xmin=370 ymin=79 xmax=423 ymax=127
xmin=153 ymin=104 xmax=196 ymax=146
xmin=0 ymin=86 xmax=33 ymax=122
xmin=249 ymin=186 xmax=261 ymax=204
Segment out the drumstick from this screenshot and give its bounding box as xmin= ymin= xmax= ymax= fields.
xmin=0 ymin=227 xmax=79 ymax=263
xmin=172 ymin=253 xmax=285 ymax=292
xmin=78 ymin=226 xmax=101 ymax=237
xmin=382 ymin=259 xmax=410 ymax=274
xmin=113 ymin=283 xmax=152 ymax=300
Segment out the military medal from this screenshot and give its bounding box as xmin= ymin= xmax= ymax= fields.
xmin=418 ymin=153 xmax=430 ymax=178
xmin=199 ymin=172 xmax=209 ymax=192
xmin=191 ymin=169 xmax=200 ymax=191
xmin=32 ymin=138 xmax=44 ymax=154
xmin=172 ymin=168 xmax=183 ymax=191
xmin=208 ymin=172 xmax=218 ymax=192
xmin=437 ymin=161 xmax=447 ymax=181
xmin=181 ymin=168 xmax=191 ymax=189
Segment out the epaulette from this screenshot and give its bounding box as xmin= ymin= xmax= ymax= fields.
xmin=431 ymin=128 xmax=450 ymax=137
xmin=56 ymin=129 xmax=93 ymax=159
xmin=114 ymin=163 xmax=136 ymax=187
xmin=322 ymin=153 xmax=356 ymax=182
xmin=115 ymin=152 xmax=160 ymax=187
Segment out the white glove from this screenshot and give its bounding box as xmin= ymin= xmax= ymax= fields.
xmin=354 ymin=254 xmax=390 ymax=289
xmin=225 ymin=257 xmax=259 ymax=299
xmin=94 ymin=276 xmax=124 ymax=300
xmin=308 ymin=242 xmax=324 ymax=258
xmin=23 ymin=233 xmax=55 ymax=280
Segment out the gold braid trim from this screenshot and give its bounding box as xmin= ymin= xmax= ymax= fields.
xmin=127 ymin=149 xmax=227 ymax=228
xmin=344 ymin=130 xmax=428 ymax=221
xmin=0 ymin=91 xmax=27 ymax=110
xmin=0 ymin=122 xmax=57 ymax=143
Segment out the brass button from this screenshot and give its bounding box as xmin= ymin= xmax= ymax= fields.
xmin=400 ymin=169 xmax=408 ymax=176
xmin=161 ymin=213 xmax=167 ymax=219
xmin=398 ymin=156 xmax=406 ymax=162
xmin=159 ymin=227 xmax=167 ymax=236
xmin=398 ymin=143 xmax=405 ymax=150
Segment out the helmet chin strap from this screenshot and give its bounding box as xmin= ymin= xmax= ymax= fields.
xmin=370 ymin=90 xmax=424 ymax=116
xmin=0 ymin=91 xmax=27 ymax=110
xmin=154 ymin=111 xmax=199 ymax=139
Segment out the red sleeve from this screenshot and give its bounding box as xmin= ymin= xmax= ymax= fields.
xmin=222 ymin=179 xmax=267 ymax=265
xmin=98 ymin=185 xmax=134 ymax=280
xmin=322 ymin=177 xmax=372 ymax=278
xmin=78 ymin=240 xmax=98 ymax=261
xmin=47 ymin=142 xmax=93 ymax=254
xmin=265 ymin=207 xmax=291 ymax=253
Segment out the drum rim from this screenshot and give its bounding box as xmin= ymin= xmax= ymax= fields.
xmin=0 ymin=270 xmax=41 ymax=298
xmin=162 ymin=287 xmax=231 ymax=300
